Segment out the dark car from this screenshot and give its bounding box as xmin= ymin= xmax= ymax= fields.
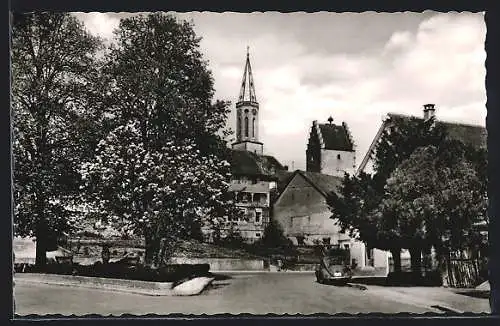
xmin=315 ymin=253 xmax=353 ymax=285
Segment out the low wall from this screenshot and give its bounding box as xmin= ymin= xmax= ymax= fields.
xmin=282 ymin=263 xmax=317 ymax=272
xmin=14 ymin=273 xmax=175 ymax=296
xmin=170 ymin=257 xmax=265 ymax=271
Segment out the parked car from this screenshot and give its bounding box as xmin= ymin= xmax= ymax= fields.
xmin=315 ymin=249 xmax=353 ymax=285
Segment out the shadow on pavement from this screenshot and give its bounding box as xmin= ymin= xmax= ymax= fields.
xmin=209 ymin=273 xmax=233 ymax=281
xmin=455 ymin=290 xmax=490 ymax=299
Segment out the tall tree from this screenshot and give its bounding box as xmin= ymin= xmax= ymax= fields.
xmin=328 ymin=116 xmax=447 ymax=272
xmin=327 ymin=172 xmax=380 ymax=245
xmin=377 ymin=146 xmax=440 ymax=274
xmin=372 ymin=116 xmax=447 ymax=186
xmin=81 ymin=13 xmax=237 ymax=266
xmin=257 ymin=217 xmax=292 ymax=249
xmin=378 ymin=144 xmax=487 ymax=274
xmin=11 ymin=13 xmax=103 ymax=267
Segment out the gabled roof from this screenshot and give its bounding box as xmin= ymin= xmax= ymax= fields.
xmin=356 ymin=112 xmax=487 ymax=175
xmin=299 ymin=170 xmax=343 ymax=197
xmin=276 ymin=170 xmax=343 ymax=203
xmin=310 ymin=120 xmax=355 ymax=152
xmin=318 ymin=124 xmax=354 ymax=151
xmin=274 ymin=170 xmax=295 ymax=192
xmin=386 ymin=113 xmax=487 ymax=148
xmin=230 ymin=149 xmax=287 ymax=178
xmin=444 ymin=122 xmax=487 ymax=148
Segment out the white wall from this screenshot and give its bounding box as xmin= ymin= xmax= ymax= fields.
xmin=321 ymin=149 xmax=356 ymax=177
xmin=350 ymin=240 xmax=366 ymax=268
xmin=373 ymin=249 xmax=390 ymax=274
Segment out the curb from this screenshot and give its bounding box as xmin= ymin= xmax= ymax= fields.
xmin=214 ymin=270 xmax=315 ymax=274
xmin=430 ymin=305 xmax=464 ymax=314
xmin=14 ymin=273 xmax=212 ymax=296
xmin=346 ymin=283 xmax=368 ymax=291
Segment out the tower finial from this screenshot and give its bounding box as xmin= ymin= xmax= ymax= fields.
xmin=328 ymin=116 xmax=334 ymax=124
xmin=238 ymin=47 xmax=257 ymax=103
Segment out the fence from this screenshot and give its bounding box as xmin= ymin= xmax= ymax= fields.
xmin=445 ymin=258 xmax=483 ymax=288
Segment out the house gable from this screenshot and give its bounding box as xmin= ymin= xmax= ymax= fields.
xmin=274 ymin=172 xmax=327 ymax=212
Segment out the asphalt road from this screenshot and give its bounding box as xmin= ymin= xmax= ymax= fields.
xmin=14 ymin=272 xmax=473 ymax=316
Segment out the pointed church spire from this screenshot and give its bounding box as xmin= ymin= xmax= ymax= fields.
xmin=238 ymin=46 xmax=257 ymax=103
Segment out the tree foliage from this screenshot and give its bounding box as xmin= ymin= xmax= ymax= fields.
xmin=328 ymin=115 xmax=487 ymax=273
xmin=257 ymin=217 xmax=292 ymax=249
xmin=327 ymin=172 xmax=380 ymax=245
xmin=329 ymin=117 xmax=445 ymax=246
xmin=11 ymin=12 xmax=103 ymax=266
xmin=372 ymin=116 xmax=446 ymax=186
xmin=80 ymin=13 xmax=237 ymax=265
xmin=376 ymin=143 xmax=487 ymax=272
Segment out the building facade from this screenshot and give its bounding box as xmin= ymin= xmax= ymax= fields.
xmin=272 ymin=118 xmax=389 ymax=273
xmin=223 ymin=49 xmax=289 ymax=243
xmin=273 ymin=170 xmax=388 ymax=273
xmin=306 ymin=117 xmax=356 ymax=177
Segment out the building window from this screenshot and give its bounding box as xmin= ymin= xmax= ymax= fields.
xmin=255 ymin=232 xmax=261 ymax=238
xmin=337 ymin=154 xmax=341 ymax=160
xmin=252 ymin=118 xmax=256 ymax=138
xmin=322 ymin=237 xmax=331 ymax=245
xmin=344 ymin=244 xmax=350 ymax=250
xmin=244 ymin=117 xmax=249 ymax=137
xmin=291 ymin=193 xmax=295 ymax=201
xmin=237 ymin=117 xmax=242 ymax=138
xmin=255 ymin=210 xmax=262 ymax=223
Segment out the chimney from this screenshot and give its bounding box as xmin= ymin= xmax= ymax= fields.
xmin=423 ymin=104 xmax=436 ymax=120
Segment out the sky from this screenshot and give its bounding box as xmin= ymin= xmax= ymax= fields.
xmin=73 ymin=11 xmax=486 ymax=171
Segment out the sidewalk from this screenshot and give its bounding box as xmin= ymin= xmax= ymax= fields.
xmin=356 ymin=284 xmax=490 ymax=313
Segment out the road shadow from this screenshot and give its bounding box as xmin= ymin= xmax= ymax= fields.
xmin=455 ymin=290 xmax=490 ymax=299
xmin=209 ymin=273 xmax=233 ymax=281
xmin=199 ymin=281 xmax=232 ymax=295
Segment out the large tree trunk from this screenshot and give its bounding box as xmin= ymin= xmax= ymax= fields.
xmin=156 ymin=236 xmax=178 ymax=267
xmin=35 ymin=218 xmax=48 ymax=268
xmin=435 ymin=245 xmax=450 ymax=287
xmin=144 ymin=233 xmax=158 ymax=267
xmin=409 ymin=247 xmax=423 ymax=275
xmin=390 ymin=248 xmax=402 ymax=273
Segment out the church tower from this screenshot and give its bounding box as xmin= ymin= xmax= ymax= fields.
xmin=232 ymin=47 xmax=264 ymax=156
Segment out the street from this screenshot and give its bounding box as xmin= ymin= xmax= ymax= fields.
xmin=13 ymin=272 xmax=490 ymax=315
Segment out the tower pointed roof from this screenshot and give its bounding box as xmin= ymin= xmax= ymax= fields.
xmin=238 ymin=47 xmax=257 ymax=103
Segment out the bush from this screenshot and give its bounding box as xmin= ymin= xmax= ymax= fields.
xmin=71 ymin=262 xmax=210 ymax=283
xmin=16 ymin=261 xmax=211 ymax=283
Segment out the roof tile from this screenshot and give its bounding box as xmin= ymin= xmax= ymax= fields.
xmin=318 ymin=123 xmax=354 ymax=151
